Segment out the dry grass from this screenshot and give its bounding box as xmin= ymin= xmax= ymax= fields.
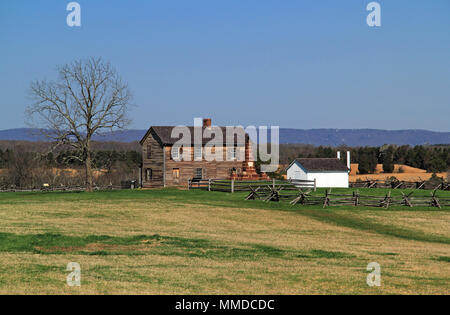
xmin=0 ymin=189 xmax=448 ymax=295
xmin=349 ymin=163 xmax=447 ymax=181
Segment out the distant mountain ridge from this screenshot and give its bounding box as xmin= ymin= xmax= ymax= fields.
xmin=278 ymin=128 xmax=450 ymax=146
xmin=0 ymin=128 xmax=448 ymax=147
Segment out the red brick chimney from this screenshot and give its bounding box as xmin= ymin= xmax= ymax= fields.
xmin=203 ymin=118 xmax=212 ymax=128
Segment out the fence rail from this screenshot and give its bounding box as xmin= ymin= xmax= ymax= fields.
xmin=245 ymin=187 xmax=449 ymax=209
xmin=350 ymin=179 xmax=449 ymax=191
xmin=0 ymin=185 xmax=125 ymax=193
xmin=188 ymin=178 xmax=316 ymax=193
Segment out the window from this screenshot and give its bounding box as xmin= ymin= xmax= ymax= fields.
xmin=228 ymin=147 xmax=237 ymax=160
xmin=171 ymin=146 xmax=182 ymax=160
xmin=172 ymin=168 xmax=180 ymax=179
xmin=194 ymin=168 xmax=203 ymax=179
xmin=204 ymin=146 xmax=216 ymax=161
xmin=145 ymin=169 xmax=153 ymax=181
xmin=194 ymin=146 xmax=203 ymax=161
xmin=147 ymin=145 xmax=152 ymax=159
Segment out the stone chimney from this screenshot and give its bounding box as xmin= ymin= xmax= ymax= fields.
xmin=347 ymin=151 xmax=351 ymax=170
xmin=203 ymin=118 xmax=212 ymax=128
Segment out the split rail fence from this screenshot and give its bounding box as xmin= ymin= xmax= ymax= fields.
xmin=188 ymin=178 xmax=449 ymax=209
xmin=0 ymin=185 xmax=125 ymax=193
xmin=350 ymin=179 xmax=449 ymax=191
xmin=188 ymin=178 xmax=316 ymax=193
xmin=245 ymin=187 xmax=449 ymax=209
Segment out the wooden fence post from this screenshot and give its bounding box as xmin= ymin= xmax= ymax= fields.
xmin=272 ymin=178 xmax=276 ymax=190
xmin=323 ymin=189 xmax=330 ymax=208
xmin=314 ymin=178 xmax=317 ymax=192
xmin=187 ymin=179 xmax=191 ymax=190
xmin=208 ymin=179 xmax=211 ymax=192
xmin=231 ymin=179 xmax=235 ymax=193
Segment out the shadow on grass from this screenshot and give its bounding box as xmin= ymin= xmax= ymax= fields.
xmin=296 ymin=209 xmax=450 ymax=245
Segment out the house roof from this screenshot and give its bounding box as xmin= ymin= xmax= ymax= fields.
xmin=289 ymin=158 xmax=349 ymax=172
xmin=140 ymin=126 xmax=249 ymax=146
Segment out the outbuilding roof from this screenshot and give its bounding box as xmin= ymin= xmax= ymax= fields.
xmin=289 ymin=158 xmax=349 ymax=172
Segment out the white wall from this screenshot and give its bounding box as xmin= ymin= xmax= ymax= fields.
xmin=307 ymin=172 xmax=349 ymax=188
xmin=287 ymin=161 xmax=349 ymax=188
xmin=287 ymin=162 xmax=308 ymax=180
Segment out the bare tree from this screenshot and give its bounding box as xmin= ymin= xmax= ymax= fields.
xmin=27 ymin=57 xmax=133 ymax=191
xmin=6 ymin=146 xmax=35 ymax=189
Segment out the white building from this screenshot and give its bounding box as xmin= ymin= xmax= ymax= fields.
xmin=286 ymin=158 xmax=349 ymax=188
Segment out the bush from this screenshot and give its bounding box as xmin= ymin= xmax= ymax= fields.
xmin=428 ymin=173 xmax=444 ymax=184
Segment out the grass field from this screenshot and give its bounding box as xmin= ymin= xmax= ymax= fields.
xmin=0 ymin=188 xmax=448 ymax=294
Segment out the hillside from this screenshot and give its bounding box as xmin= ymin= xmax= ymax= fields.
xmin=0 ymin=128 xmax=449 ymax=146
xmin=349 ymin=163 xmax=447 ymax=182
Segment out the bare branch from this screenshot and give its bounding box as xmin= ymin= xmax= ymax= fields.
xmin=26 ymin=57 xmax=133 ymax=191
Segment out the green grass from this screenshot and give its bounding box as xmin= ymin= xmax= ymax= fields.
xmin=1 ymin=188 xmax=449 ymax=244
xmin=0 ymin=232 xmax=159 ymax=255
xmin=294 ymin=209 xmax=450 ymax=244
xmin=0 ymin=231 xmax=358 ymax=261
xmin=434 ymin=256 xmax=450 ymax=263
xmin=0 ymin=186 xmax=447 ymax=205
xmin=0 ymin=188 xmax=448 ymax=294
xmin=298 ymin=250 xmax=356 ymax=259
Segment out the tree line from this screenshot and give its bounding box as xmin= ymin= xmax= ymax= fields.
xmin=279 ymin=144 xmax=449 ymax=174
xmin=0 ymin=149 xmax=141 ymax=169
xmin=0 ymin=147 xmax=141 ymax=189
xmin=0 ymin=143 xmax=448 ymax=189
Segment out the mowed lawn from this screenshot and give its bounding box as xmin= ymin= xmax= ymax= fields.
xmin=0 ymin=188 xmax=448 ymax=294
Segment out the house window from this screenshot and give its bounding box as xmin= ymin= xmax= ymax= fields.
xmin=194 ymin=168 xmax=203 ymax=179
xmin=204 ymin=146 xmax=216 ymax=160
xmin=147 ymin=145 xmax=152 ymax=159
xmin=228 ymin=147 xmax=237 ymax=160
xmin=145 ymin=169 xmax=153 ymax=181
xmin=171 ymin=147 xmax=182 ymax=160
xmin=194 ymin=146 xmax=203 ymax=161
xmin=172 ymin=168 xmax=180 ymax=179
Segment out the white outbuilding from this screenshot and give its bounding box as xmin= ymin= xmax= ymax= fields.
xmin=286 ymin=158 xmax=349 ymax=188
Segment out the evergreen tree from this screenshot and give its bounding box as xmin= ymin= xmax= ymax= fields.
xmin=382 ymin=146 xmax=395 ymax=173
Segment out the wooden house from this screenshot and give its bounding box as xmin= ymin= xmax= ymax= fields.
xmin=139 ymin=119 xmax=267 ymax=188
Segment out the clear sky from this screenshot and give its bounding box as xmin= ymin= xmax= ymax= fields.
xmin=0 ymin=0 xmax=449 ymax=131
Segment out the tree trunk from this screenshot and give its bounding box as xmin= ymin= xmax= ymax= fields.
xmin=85 ymin=147 xmax=94 ymax=192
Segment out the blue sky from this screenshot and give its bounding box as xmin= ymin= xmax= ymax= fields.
xmin=0 ymin=0 xmax=449 ymax=131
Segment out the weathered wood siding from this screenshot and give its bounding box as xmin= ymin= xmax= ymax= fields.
xmin=142 ymin=131 xmax=164 ymax=188
xmin=164 ymin=146 xmax=245 ymax=187
xmin=165 ymin=147 xmax=243 ymax=187
xmin=141 ymin=131 xmax=247 ymax=188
